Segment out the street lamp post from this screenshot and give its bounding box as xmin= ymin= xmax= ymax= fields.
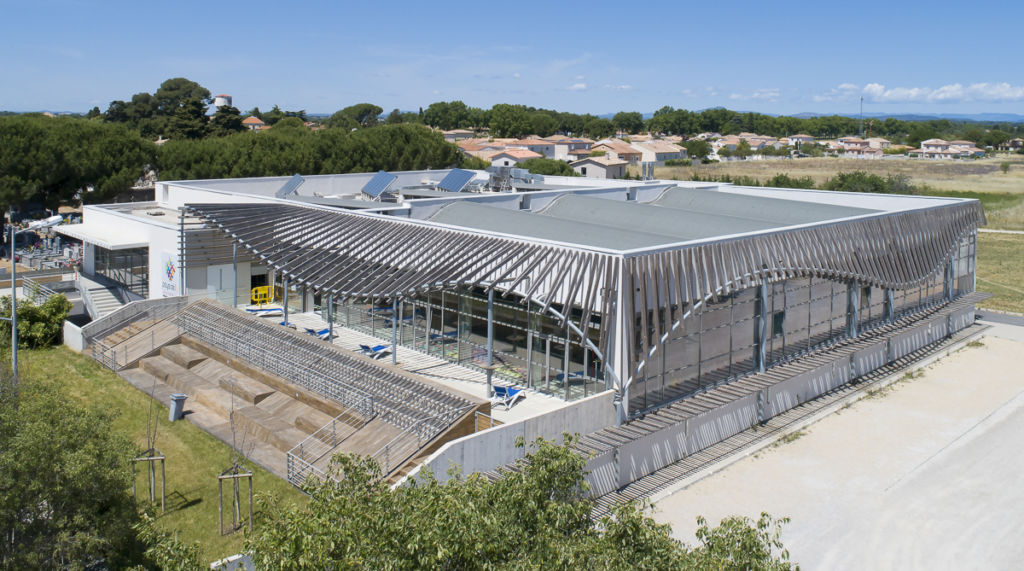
xmin=4 ymin=215 xmax=63 ymax=386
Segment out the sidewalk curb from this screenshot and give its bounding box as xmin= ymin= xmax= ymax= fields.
xmin=649 ymin=326 xmax=990 ymax=505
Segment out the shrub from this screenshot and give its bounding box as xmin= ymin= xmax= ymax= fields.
xmin=664 ymin=158 xmax=692 ymax=167
xmin=0 ymin=294 xmax=73 ymax=348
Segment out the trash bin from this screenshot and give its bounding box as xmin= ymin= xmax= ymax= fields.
xmin=169 ymin=393 xmax=188 ymax=421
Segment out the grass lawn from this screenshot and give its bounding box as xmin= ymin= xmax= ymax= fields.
xmin=976 ymin=232 xmax=1024 ymax=315
xmin=21 ymin=347 xmax=307 ymax=563
xmin=654 ymin=154 xmax=1024 ymax=194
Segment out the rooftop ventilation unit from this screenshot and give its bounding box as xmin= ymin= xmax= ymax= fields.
xmin=275 ymin=174 xmax=305 ymax=198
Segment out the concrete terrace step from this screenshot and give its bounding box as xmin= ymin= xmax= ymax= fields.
xmin=233 ymin=405 xmax=309 ymax=453
xmin=138 ymin=355 xmax=214 ymax=394
xmin=190 ymin=359 xmax=276 ymax=406
xmin=160 ymin=344 xmax=207 ymax=369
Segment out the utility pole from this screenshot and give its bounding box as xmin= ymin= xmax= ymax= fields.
xmin=859 ymin=96 xmax=864 ymax=138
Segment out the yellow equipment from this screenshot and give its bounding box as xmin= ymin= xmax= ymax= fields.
xmin=250 ymin=285 xmax=283 ymax=306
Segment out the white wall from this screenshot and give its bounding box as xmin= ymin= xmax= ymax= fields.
xmin=401 ymin=390 xmax=617 ymax=485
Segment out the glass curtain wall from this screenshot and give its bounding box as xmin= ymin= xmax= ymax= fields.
xmin=94 ymin=246 xmax=148 ymax=297
xmin=325 ymin=286 xmax=605 ymax=402
xmin=629 ymin=252 xmax=978 ymax=415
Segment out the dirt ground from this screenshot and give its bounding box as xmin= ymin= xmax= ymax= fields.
xmin=653 ymin=331 xmax=1024 ymax=570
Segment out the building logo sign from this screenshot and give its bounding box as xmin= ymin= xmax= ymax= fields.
xmin=161 ymin=252 xmax=179 ymax=297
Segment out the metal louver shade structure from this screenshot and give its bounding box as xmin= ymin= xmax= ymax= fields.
xmin=184 ymin=198 xmax=984 ymax=406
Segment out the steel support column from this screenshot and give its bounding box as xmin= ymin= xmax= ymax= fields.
xmin=232 ymin=242 xmax=238 ymax=308
xmin=283 ymin=279 xmax=289 ymax=325
xmin=391 ymin=297 xmax=399 ymax=366
xmin=846 ymin=281 xmax=859 ymax=338
xmin=755 ymin=281 xmax=768 ymax=372
xmin=486 ymin=287 xmax=494 ymax=398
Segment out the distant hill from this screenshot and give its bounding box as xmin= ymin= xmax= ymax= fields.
xmin=789 ymin=111 xmax=1024 ymax=123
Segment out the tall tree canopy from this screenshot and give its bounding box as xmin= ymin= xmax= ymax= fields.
xmin=0 ymin=374 xmax=141 ymax=568
xmin=0 ymin=115 xmax=154 ymax=212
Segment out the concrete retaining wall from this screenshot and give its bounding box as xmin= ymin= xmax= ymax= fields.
xmin=404 ymin=390 xmax=616 ymax=485
xmin=63 ymin=320 xmax=84 ymax=352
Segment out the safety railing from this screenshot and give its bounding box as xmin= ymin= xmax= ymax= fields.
xmin=370 ymin=404 xmax=476 ymax=478
xmin=285 ymin=397 xmax=376 ymax=487
xmin=20 ymin=276 xmax=59 ymax=304
xmin=89 ymin=317 xmax=184 ymax=371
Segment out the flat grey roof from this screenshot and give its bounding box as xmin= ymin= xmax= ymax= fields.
xmin=426 ymin=187 xmax=880 ymax=251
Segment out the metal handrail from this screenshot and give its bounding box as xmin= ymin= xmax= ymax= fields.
xmin=370 ymin=403 xmax=476 ymax=476
xmin=177 ymin=306 xmax=382 ymax=418
xmin=285 ymin=398 xmax=376 ymax=486
xmin=21 ymin=276 xmax=58 ymax=304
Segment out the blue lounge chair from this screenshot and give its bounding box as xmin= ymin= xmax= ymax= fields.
xmin=246 ymin=307 xmax=283 ymax=317
xmin=428 ymin=330 xmax=458 ymax=342
xmin=492 ymin=385 xmax=525 ymax=410
xmin=305 ymin=327 xmax=331 ymax=339
xmin=357 ymin=344 xmax=391 ymax=359
xmin=554 ymin=371 xmax=585 ymax=384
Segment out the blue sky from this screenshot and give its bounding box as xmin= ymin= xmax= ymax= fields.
xmin=3 ymin=0 xmax=1022 ymax=116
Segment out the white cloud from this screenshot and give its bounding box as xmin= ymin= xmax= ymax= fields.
xmin=813 ymin=83 xmax=860 ymax=102
xmin=603 ymin=84 xmax=632 ymax=90
xmin=820 ymin=82 xmax=1024 ymax=104
xmin=575 ymin=75 xmax=585 ymax=81
xmin=513 ymin=72 xmax=520 ymax=79
xmin=568 ymin=83 xmax=587 ymax=91
xmin=729 ymin=88 xmax=780 ymax=101
xmin=681 ymin=88 xmax=693 ymax=96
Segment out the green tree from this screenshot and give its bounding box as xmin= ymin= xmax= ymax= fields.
xmin=489 ymin=103 xmax=532 ymax=138
xmin=208 ymin=105 xmax=245 ymax=137
xmin=582 ymin=117 xmax=615 ymax=139
xmin=153 ymin=77 xmax=211 ymax=116
xmin=0 ymin=374 xmax=141 ymax=568
xmin=244 ymin=437 xmax=794 ymax=569
xmin=323 ymin=109 xmax=359 ymax=130
xmin=613 ymin=111 xmax=645 ymax=134
xmin=337 ymin=103 xmax=383 ymax=127
xmin=518 ymin=157 xmax=577 ymax=176
xmin=385 ymin=108 xmax=404 ymax=124
xmin=682 ymin=139 xmax=712 ymax=160
xmin=0 ymin=115 xmax=154 ymax=212
xmin=167 ymin=97 xmax=208 ymax=140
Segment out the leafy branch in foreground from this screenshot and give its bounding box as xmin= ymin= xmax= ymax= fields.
xmin=245 ymin=436 xmax=795 ymax=570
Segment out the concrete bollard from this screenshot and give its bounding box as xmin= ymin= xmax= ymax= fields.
xmin=169 ymin=393 xmax=188 ymax=421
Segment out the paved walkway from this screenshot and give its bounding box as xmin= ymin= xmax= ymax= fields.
xmin=653 ymin=331 xmax=1024 ymax=570
xmin=266 ymin=310 xmax=568 ymax=424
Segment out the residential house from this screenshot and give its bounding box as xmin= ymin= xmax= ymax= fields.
xmin=866 ymin=137 xmax=892 ymax=149
xmin=843 ymin=146 xmax=883 ymax=159
xmin=920 ymin=138 xmax=949 ymax=152
xmin=1002 ymin=138 xmax=1023 ymax=151
xmin=571 ymin=155 xmax=627 ymax=179
xmin=631 ymin=140 xmax=686 ymax=165
xmin=242 ymin=116 xmax=265 ymax=131
xmin=789 ymin=134 xmax=815 ymax=146
xmin=490 ymin=149 xmax=542 ymax=167
xmin=591 ymin=139 xmax=642 ymax=164
xmin=553 ymin=138 xmax=593 ymax=161
xmin=838 ymin=137 xmax=869 ymax=149
xmin=510 ymin=139 xmax=556 ymax=159
xmin=442 ymin=129 xmax=475 ymax=142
